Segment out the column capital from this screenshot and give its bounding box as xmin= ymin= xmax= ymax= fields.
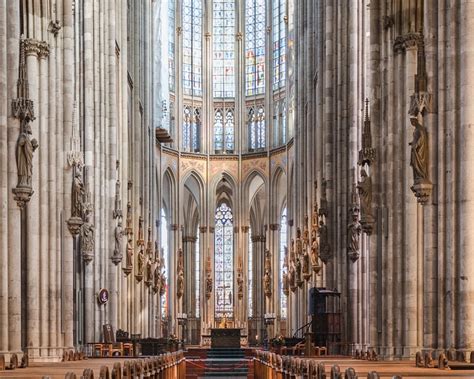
xmin=241 ymin=226 xmax=250 ymax=233
xmin=170 ymin=224 xmax=179 ymax=231
xmin=199 ymin=226 xmax=208 ymax=233
xmin=269 ymin=223 xmax=280 ymax=231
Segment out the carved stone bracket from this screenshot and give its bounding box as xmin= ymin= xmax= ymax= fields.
xmin=67 ymin=216 xmax=83 ymax=237
xmin=393 ymin=32 xmax=423 ymax=54
xmin=48 ymin=20 xmax=62 ymax=36
xmin=411 ymin=181 xmax=433 ymax=205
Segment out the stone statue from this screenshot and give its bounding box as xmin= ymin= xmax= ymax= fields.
xmin=145 ymin=258 xmax=153 ymax=285
xmin=264 ymin=248 xmax=271 ymax=273
xmin=295 ymin=228 xmax=303 ymax=257
xmin=319 ymin=220 xmax=331 ymax=263
xmin=80 ymin=220 xmax=94 ymax=263
xmin=357 ymin=169 xmax=372 ymax=218
xmin=409 ymin=115 xmax=429 ymax=183
xmin=311 ymin=236 xmax=319 ymax=269
xmin=264 ymin=269 xmax=272 ymax=297
xmin=16 ymin=123 xmax=38 ymax=187
xmin=237 ymin=257 xmax=244 ymax=299
xmin=113 ymin=219 xmax=124 ymax=262
xmin=154 ymin=264 xmax=161 ymax=292
xmin=177 ymin=269 xmax=184 ymax=298
xmin=126 ymin=234 xmax=133 ymax=268
xmin=288 ymin=261 xmax=296 ymax=292
xmin=295 ymin=256 xmax=303 ymax=287
xmin=137 ymin=248 xmax=145 ymax=276
xmin=113 ymin=179 xmax=122 ymax=219
xmin=177 ymin=248 xmax=184 ymax=272
xmin=71 ymin=169 xmax=84 ymax=217
xmin=347 ymin=213 xmax=361 ymax=262
xmin=205 ymin=255 xmax=212 ymax=299
xmin=302 ymin=247 xmax=311 ymax=280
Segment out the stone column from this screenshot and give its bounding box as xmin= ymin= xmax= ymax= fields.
xmin=6 ymin=0 xmax=21 ymax=356
xmin=25 ymin=39 xmax=40 ymax=358
xmin=458 ymin=0 xmax=474 ymax=351
xmin=0 ymin=0 xmax=9 ymax=352
xmin=62 ymin=0 xmax=75 ymax=349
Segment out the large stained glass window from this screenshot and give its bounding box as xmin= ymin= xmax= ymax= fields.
xmin=168 ymin=0 xmax=176 ymax=92
xmin=215 ymin=203 xmax=234 ymax=318
xmin=161 ymin=209 xmax=169 ymax=319
xmin=280 ymin=207 xmax=288 ymax=319
xmin=183 ymin=105 xmax=201 ymax=152
xmin=245 ymin=0 xmax=266 ymax=96
xmin=272 ymin=0 xmax=286 ymax=90
xmin=214 ymin=108 xmax=235 ymax=153
xmin=213 ymin=0 xmax=236 ymax=98
xmin=183 ymin=0 xmax=203 ymax=96
xmin=248 ymin=105 xmax=265 ymax=150
xmin=195 ymin=227 xmax=200 ymax=318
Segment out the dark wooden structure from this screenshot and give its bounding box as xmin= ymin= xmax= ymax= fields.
xmin=309 ymin=288 xmax=341 ymax=354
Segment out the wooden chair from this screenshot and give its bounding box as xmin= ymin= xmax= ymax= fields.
xmin=103 ymin=324 xmax=124 ymax=357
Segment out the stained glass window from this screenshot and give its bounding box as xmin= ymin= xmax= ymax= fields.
xmin=168 ymin=0 xmax=176 ymax=92
xmin=224 ymin=109 xmax=235 ymax=151
xmin=214 ymin=109 xmax=224 ymax=152
xmin=214 ymin=108 xmax=235 ymax=153
xmin=183 ymin=105 xmax=201 ymax=152
xmin=272 ymin=0 xmax=286 ymax=90
xmin=248 ymin=105 xmax=265 ymax=150
xmin=248 ymin=228 xmax=253 ymax=317
xmin=215 ymin=203 xmax=234 ymax=318
xmin=183 ymin=0 xmax=203 ymax=96
xmin=280 ymin=207 xmax=288 ymax=319
xmin=195 ymin=227 xmax=200 ymax=318
xmin=213 ymin=0 xmax=236 ymax=98
xmin=245 ymin=0 xmax=266 ymax=96
xmin=161 ymin=209 xmax=169 ymax=319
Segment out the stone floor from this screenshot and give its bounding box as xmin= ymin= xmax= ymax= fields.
xmin=0 ymin=356 xmax=474 ymax=378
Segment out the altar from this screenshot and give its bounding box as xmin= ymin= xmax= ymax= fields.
xmin=210 ymin=328 xmax=241 ymax=348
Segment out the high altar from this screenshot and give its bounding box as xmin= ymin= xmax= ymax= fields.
xmin=210 ymin=328 xmax=241 ymax=348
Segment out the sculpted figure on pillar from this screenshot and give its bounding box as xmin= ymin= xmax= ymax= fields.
xmin=135 ymin=247 xmax=145 ymax=281
xmin=409 ymin=114 xmax=429 ymax=184
xmin=80 ymin=219 xmax=94 ymax=264
xmin=295 ymin=227 xmax=303 ymax=257
xmin=264 ymin=248 xmax=272 ymax=273
xmin=145 ymin=258 xmax=153 ymax=287
xmin=153 ymin=260 xmax=161 ymax=293
xmin=205 ymin=255 xmax=213 ymax=299
xmin=283 ymin=246 xmax=289 ymax=296
xmin=357 ymin=169 xmax=374 ymax=234
xmin=295 ymin=256 xmax=303 ymax=288
xmin=16 ymin=123 xmax=38 ymax=188
xmin=113 ymin=179 xmax=123 ymax=219
xmin=177 ymin=270 xmax=184 ymax=298
xmin=71 ymin=169 xmax=85 ymax=217
xmin=111 ymin=219 xmax=124 ymax=265
xmin=264 ymin=249 xmax=272 ymax=297
xmin=319 ymin=219 xmax=331 ymax=263
xmin=347 ymin=213 xmax=361 ymax=263
xmin=237 ymin=257 xmax=244 ymax=300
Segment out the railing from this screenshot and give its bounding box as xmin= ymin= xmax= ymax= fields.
xmin=40 ymin=350 xmax=186 ymax=379
xmin=253 ymin=350 xmax=394 ymax=379
xmin=292 ymin=321 xmax=312 ymax=338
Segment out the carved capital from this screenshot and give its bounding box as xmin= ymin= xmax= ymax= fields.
xmin=233 ymin=226 xmax=239 ymax=233
xmin=411 ymin=181 xmax=433 ymax=205
xmin=199 ymin=226 xmax=207 ymax=233
xmin=170 ymin=224 xmax=179 ymax=231
xmin=241 ymin=226 xmax=250 ymax=233
xmin=269 ymin=223 xmax=280 ymax=231
xmin=209 ymin=226 xmax=215 ymax=233
xmin=393 ymin=32 xmax=423 ymax=53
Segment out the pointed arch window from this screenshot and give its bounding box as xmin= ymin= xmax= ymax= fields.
xmin=280 ymin=207 xmax=288 ymax=319
xmin=214 ymin=108 xmax=235 ymax=153
xmin=215 ymin=203 xmax=234 ymax=318
xmin=272 ymin=0 xmax=286 ymax=90
xmin=248 ymin=105 xmax=265 ymax=151
xmin=168 ymin=0 xmax=176 ymax=92
xmin=245 ymin=0 xmax=266 ymax=96
xmin=183 ymin=0 xmax=203 ymax=96
xmin=183 ymin=105 xmax=201 ymax=152
xmin=213 ymin=0 xmax=236 ymax=98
